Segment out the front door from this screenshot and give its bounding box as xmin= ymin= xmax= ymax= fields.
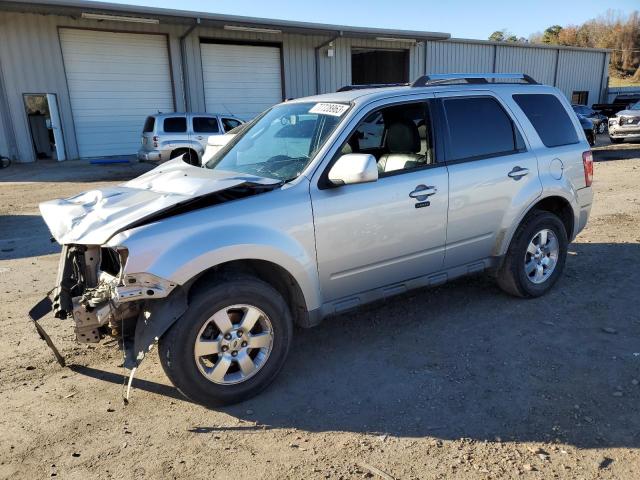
xmin=436 ymin=92 xmax=542 ymax=267
xmin=311 ymin=99 xmax=449 ymax=303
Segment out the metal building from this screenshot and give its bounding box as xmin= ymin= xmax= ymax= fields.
xmin=0 ymin=0 xmax=610 ymax=163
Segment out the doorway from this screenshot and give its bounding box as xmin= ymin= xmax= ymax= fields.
xmin=23 ymin=93 xmax=66 ymax=161
xmin=351 ymin=48 xmax=410 ymax=85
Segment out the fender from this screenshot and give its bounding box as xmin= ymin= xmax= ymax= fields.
xmin=494 ymin=186 xmax=580 ymax=259
xmin=108 ymin=190 xmax=321 ymax=312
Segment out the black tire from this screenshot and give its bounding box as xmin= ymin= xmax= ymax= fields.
xmin=170 ymin=148 xmax=199 ymax=166
xmin=159 ymin=275 xmax=293 ymax=407
xmin=496 ymin=211 xmax=568 ymax=298
xmin=597 ymin=122 xmax=606 ymax=134
xmin=610 ymin=138 xmax=624 ymax=145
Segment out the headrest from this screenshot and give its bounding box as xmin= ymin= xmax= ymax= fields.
xmin=386 ymin=120 xmax=420 ymax=153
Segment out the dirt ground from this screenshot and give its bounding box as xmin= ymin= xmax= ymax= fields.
xmin=1 ymin=139 xmax=639 ymax=480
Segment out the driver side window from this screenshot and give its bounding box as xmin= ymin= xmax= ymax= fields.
xmin=339 ymin=102 xmax=435 ymax=175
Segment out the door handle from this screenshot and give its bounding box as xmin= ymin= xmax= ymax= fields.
xmin=508 ymin=166 xmax=529 ymax=180
xmin=196 ymin=135 xmax=204 ymax=140
xmin=409 ymin=184 xmax=437 ymax=200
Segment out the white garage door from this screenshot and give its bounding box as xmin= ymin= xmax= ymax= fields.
xmin=201 ymin=43 xmax=283 ymax=121
xmin=59 ymin=29 xmax=174 ymax=158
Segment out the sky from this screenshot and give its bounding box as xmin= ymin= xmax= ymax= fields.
xmin=102 ymin=0 xmax=639 ymax=40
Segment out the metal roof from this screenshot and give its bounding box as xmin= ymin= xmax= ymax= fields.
xmin=0 ymin=0 xmax=451 ymax=40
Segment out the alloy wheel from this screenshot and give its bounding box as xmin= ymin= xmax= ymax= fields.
xmin=524 ymin=229 xmax=559 ymax=284
xmin=194 ymin=304 xmax=274 ymax=385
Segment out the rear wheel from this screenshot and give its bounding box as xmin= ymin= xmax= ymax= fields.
xmin=170 ymin=148 xmax=199 ymax=166
xmin=159 ymin=275 xmax=293 ymax=407
xmin=497 ymin=211 xmax=568 ymax=298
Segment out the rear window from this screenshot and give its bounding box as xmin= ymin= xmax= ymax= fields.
xmin=143 ymin=116 xmax=155 ymax=133
xmin=443 ymin=96 xmax=525 ymax=162
xmin=513 ymin=94 xmax=579 ymax=147
xmin=163 ymin=117 xmax=187 ymax=133
xmin=193 ymin=116 xmax=220 ymax=133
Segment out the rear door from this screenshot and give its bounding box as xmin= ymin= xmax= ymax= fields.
xmin=162 ymin=116 xmax=189 ymax=148
xmin=436 ymin=91 xmax=542 ymax=267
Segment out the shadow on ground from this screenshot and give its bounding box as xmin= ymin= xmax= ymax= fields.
xmin=0 ymin=215 xmax=60 ymax=260
xmin=0 ymin=159 xmax=153 ymax=184
xmin=71 ymin=242 xmax=640 ymax=449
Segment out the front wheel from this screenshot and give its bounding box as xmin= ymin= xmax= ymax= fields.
xmin=597 ymin=122 xmax=606 ymax=134
xmin=497 ymin=211 xmax=568 ymax=298
xmin=159 ymin=275 xmax=293 ymax=407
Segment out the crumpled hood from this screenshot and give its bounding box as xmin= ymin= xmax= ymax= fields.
xmin=615 ymin=109 xmax=640 ymax=117
xmin=40 ymin=158 xmax=280 ymax=245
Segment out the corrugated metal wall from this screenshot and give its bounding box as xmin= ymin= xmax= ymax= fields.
xmin=425 ymin=40 xmax=494 ymax=73
xmin=0 ymin=10 xmax=610 ymax=162
xmin=556 ymin=49 xmax=606 ymax=106
xmin=0 ymin=11 xmax=186 ymax=162
xmin=495 ymin=45 xmax=556 ymax=85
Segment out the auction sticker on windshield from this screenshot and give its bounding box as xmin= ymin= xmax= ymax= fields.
xmin=309 ymin=103 xmax=350 ymax=117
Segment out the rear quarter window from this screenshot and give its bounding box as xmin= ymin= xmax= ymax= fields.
xmin=163 ymin=117 xmax=187 ymax=133
xmin=513 ymin=94 xmax=579 ymax=147
xmin=143 ymin=116 xmax=155 ymax=133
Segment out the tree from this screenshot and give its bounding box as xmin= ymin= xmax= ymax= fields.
xmin=542 ymin=25 xmax=563 ymax=44
xmin=489 ymin=30 xmax=506 ymax=42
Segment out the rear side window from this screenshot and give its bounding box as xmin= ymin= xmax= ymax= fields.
xmin=193 ymin=117 xmax=220 ymax=133
xmin=143 ymin=116 xmax=155 ymax=133
xmin=163 ymin=117 xmax=187 ymax=133
xmin=513 ymin=94 xmax=579 ymax=147
xmin=443 ymin=96 xmax=525 ymax=162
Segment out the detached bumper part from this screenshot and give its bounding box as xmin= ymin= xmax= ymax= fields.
xmin=28 ymin=295 xmax=65 ymax=366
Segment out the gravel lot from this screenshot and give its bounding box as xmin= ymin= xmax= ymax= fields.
xmin=1 ymin=139 xmax=639 ymax=479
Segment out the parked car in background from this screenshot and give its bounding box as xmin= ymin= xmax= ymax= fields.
xmin=34 ymin=73 xmax=593 ymax=407
xmin=137 ymin=113 xmax=244 ymax=165
xmin=577 ymin=113 xmax=596 ymax=146
xmin=572 ymin=104 xmax=607 ymax=134
xmin=593 ymin=93 xmax=640 ymax=118
xmin=608 ymin=100 xmax=640 ymax=144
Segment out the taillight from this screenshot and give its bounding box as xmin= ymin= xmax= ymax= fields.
xmin=582 ymin=150 xmax=593 ymax=187
xmin=153 ymin=135 xmax=159 ymax=148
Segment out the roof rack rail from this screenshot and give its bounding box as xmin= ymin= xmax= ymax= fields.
xmin=411 ymin=73 xmax=539 ymax=87
xmin=337 ymin=83 xmax=409 ymax=92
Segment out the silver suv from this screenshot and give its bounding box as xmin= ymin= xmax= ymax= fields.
xmin=33 ymin=74 xmax=594 ymax=407
xmin=137 ymin=113 xmax=243 ymax=164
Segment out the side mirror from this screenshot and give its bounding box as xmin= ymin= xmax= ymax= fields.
xmin=328 ymin=153 xmax=378 ymax=186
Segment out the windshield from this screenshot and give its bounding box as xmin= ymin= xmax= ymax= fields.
xmin=205 ymin=102 xmax=349 ymax=181
xmin=630 ymin=101 xmax=640 ymax=110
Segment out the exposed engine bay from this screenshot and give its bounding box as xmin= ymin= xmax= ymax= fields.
xmin=52 ymin=245 xmax=174 ymax=345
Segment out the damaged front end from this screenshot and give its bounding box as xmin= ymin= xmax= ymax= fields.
xmin=38 ymin=244 xmax=187 ymax=369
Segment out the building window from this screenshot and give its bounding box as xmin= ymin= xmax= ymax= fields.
xmin=351 ymin=48 xmax=409 ymax=85
xmin=571 ymin=91 xmax=589 ymax=105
